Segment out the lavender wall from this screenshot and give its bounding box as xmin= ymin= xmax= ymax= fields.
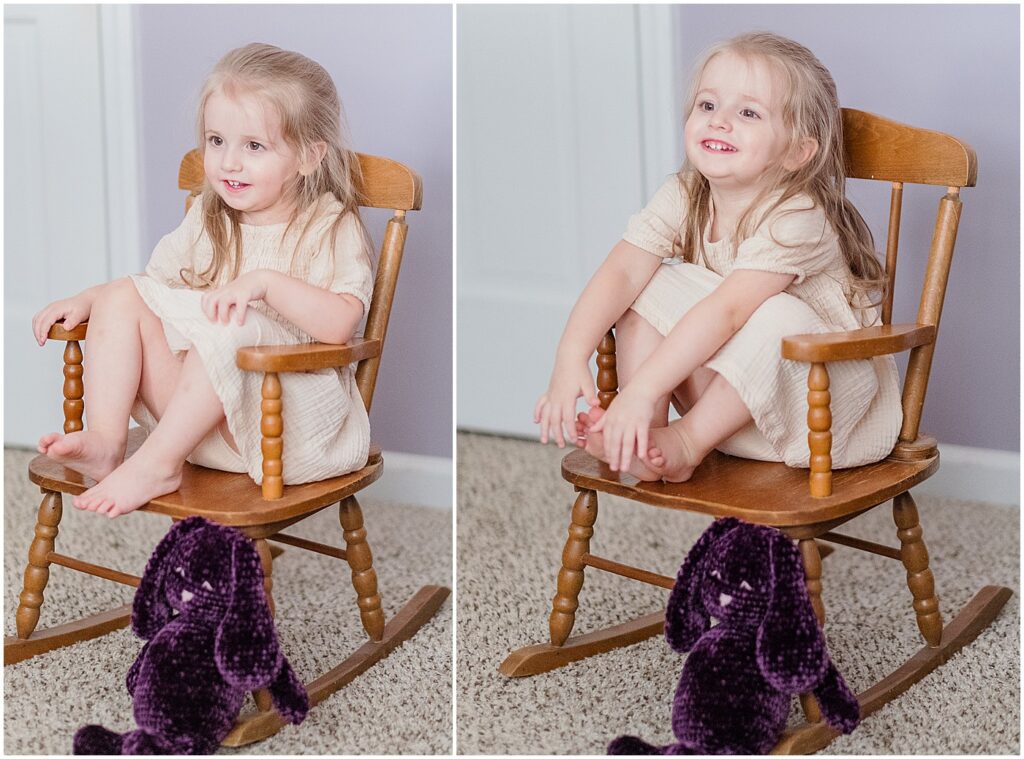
xmin=136 ymin=4 xmax=452 ymax=459
xmin=675 ymin=4 xmax=1019 ymax=452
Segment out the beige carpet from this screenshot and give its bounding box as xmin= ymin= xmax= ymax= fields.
xmin=3 ymin=448 xmax=452 ymax=755
xmin=456 ymin=432 xmax=1020 ymax=755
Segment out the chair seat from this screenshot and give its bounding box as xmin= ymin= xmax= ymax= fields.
xmin=28 ymin=427 xmax=383 ymax=530
xmin=561 ymin=447 xmax=939 ymax=529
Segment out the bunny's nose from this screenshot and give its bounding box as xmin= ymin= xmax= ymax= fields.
xmin=719 ymin=593 xmax=733 ymax=607
xmin=181 ymin=589 xmax=194 ymax=603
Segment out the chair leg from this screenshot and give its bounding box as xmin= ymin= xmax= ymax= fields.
xmin=252 ymin=538 xmax=274 ymax=713
xmin=339 ymin=496 xmax=385 ymax=641
xmin=798 ymin=538 xmax=824 ymax=724
xmin=549 ymin=488 xmax=598 ymax=647
xmin=893 ymin=492 xmax=943 ymax=647
xmin=15 ymin=491 xmax=63 ymax=639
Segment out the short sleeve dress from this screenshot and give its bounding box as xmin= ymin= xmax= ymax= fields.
xmin=622 ymin=175 xmax=902 ymax=469
xmin=129 ymin=193 xmax=374 ymax=485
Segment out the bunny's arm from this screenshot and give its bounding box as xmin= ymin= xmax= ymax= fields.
xmin=812 ymin=659 xmax=861 ymax=734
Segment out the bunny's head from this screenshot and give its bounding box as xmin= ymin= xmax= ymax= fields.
xmin=132 ymin=516 xmax=283 ymax=689
xmin=666 ymin=518 xmax=829 ymax=693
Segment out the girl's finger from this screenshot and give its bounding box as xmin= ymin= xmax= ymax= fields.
xmin=533 ymin=396 xmax=546 ymax=424
xmin=235 ymin=299 xmax=248 ymax=325
xmin=636 ymin=427 xmax=649 ymax=461
xmin=538 ymin=405 xmax=551 ymax=443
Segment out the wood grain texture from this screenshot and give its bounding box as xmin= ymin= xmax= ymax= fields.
xmin=28 ymin=428 xmax=383 ymax=527
xmin=781 ymin=324 xmax=935 ymax=362
xmin=893 ymin=492 xmax=943 ymax=647
xmin=62 ymin=340 xmax=84 ymax=433
xmin=15 ymin=491 xmax=62 ymax=639
xmin=339 ymin=496 xmax=385 ymax=642
xmin=4 ymin=604 xmax=133 ymax=666
xmin=259 ymin=373 xmax=284 ymax=500
xmin=178 ymin=150 xmax=423 ymax=211
xmin=236 ymin=338 xmax=381 ymax=373
xmin=843 ymin=108 xmax=977 ymax=187
xmin=560 ymin=447 xmax=938 ymax=529
xmin=807 ymin=364 xmax=833 ymax=498
xmin=597 ymin=331 xmax=618 ymax=409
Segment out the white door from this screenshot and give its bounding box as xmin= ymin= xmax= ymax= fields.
xmin=456 ymin=5 xmax=679 ymax=438
xmin=4 ymin=5 xmax=138 ymax=447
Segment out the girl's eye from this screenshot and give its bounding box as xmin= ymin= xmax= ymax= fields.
xmin=208 ymin=135 xmax=223 ymax=147
xmin=741 ymin=108 xmax=760 ymax=119
xmin=740 ymin=580 xmax=752 ymax=591
xmin=247 ymin=141 xmax=264 ymax=152
xmin=699 ymin=101 xmax=715 ymax=112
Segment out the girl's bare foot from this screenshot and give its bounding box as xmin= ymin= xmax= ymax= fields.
xmin=38 ymin=431 xmax=124 ymax=483
xmin=646 ymin=424 xmax=703 ymax=483
xmin=72 ymin=451 xmax=182 ymax=518
xmin=577 ymin=406 xmax=661 ymax=482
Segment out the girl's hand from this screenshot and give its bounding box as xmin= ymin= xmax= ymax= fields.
xmin=32 ymin=294 xmax=92 ymax=346
xmin=534 ymin=360 xmax=599 ymax=448
xmin=200 ymin=270 xmax=269 ymax=325
xmin=590 ymin=384 xmax=656 ymax=473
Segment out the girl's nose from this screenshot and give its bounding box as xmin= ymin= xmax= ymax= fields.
xmin=709 ymin=113 xmax=731 ymax=131
xmin=221 ymin=145 xmax=243 ymax=171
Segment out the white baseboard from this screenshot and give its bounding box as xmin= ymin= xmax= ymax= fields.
xmin=362 ymin=451 xmax=452 ymax=510
xmin=914 ymin=444 xmax=1019 ymax=507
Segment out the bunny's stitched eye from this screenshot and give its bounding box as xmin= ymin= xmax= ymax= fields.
xmin=740 ymin=580 xmax=752 ymax=591
xmin=175 ymin=566 xmax=185 ymax=577
xmin=710 ymin=569 xmax=721 ymax=579
xmin=201 ymin=580 xmax=213 ymax=591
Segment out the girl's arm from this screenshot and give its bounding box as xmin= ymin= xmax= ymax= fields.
xmin=201 ymin=269 xmax=364 ymax=345
xmin=535 ymin=240 xmax=662 ymax=447
xmin=594 ymin=268 xmax=796 ymax=473
xmin=31 ymin=282 xmax=109 ymax=346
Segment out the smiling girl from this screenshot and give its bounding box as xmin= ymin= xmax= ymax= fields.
xmin=32 ymin=43 xmax=374 ymax=516
xmin=534 ymin=32 xmax=901 ymax=482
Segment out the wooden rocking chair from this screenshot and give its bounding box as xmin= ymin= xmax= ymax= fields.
xmin=501 ymin=109 xmax=1012 ymax=753
xmin=5 ymin=150 xmax=450 ymax=746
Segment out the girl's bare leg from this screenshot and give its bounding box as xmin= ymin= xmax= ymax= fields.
xmin=73 ymin=348 xmax=227 ymax=517
xmin=39 ymin=278 xmax=181 ymax=481
xmin=646 ymin=371 xmax=754 ymax=482
xmin=576 ymin=309 xmax=676 ymax=480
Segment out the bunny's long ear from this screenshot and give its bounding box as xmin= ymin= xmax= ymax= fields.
xmin=215 ymin=533 xmax=281 ymax=689
xmin=665 ymin=516 xmax=740 ymax=652
xmin=132 ymin=516 xmax=205 ymax=639
xmin=755 ymin=530 xmax=828 ymax=693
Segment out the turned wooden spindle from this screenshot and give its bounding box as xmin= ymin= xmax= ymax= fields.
xmin=893 ymin=493 xmax=943 ymax=647
xmin=807 ymin=363 xmax=832 ymax=497
xmin=798 ymin=538 xmax=826 ymax=724
xmin=260 ymin=373 xmax=283 ymax=500
xmin=63 ymin=341 xmax=84 ymax=433
xmin=596 ymin=331 xmax=618 ymax=410
xmin=16 ymin=491 xmax=63 ymax=639
xmin=550 ymin=488 xmax=598 ymax=646
xmin=339 ymin=497 xmax=385 ymax=641
xmin=253 ymin=537 xmax=275 ymax=713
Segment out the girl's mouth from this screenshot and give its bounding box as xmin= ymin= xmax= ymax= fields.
xmin=223 ymin=180 xmax=251 ymax=192
xmin=701 ymin=140 xmax=737 ymax=153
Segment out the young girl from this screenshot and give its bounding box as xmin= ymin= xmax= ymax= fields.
xmin=535 ymin=32 xmax=901 ymax=482
xmin=32 ymin=43 xmax=374 ymax=517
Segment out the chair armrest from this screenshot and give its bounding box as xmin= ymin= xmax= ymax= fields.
xmin=47 ymin=321 xmax=89 ymax=341
xmin=781 ymin=324 xmax=935 ymax=362
xmin=236 ymin=338 xmax=381 ymax=372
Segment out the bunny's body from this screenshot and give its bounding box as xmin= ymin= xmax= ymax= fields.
xmin=609 ymin=518 xmax=860 ymax=755
xmin=73 ymin=517 xmax=308 ymax=755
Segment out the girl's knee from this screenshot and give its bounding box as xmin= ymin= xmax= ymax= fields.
xmin=96 ymin=277 xmax=144 ymax=311
xmin=746 ymin=292 xmax=821 ymax=335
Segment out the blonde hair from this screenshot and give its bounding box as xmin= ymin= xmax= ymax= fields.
xmin=185 ymin=43 xmax=370 ymax=288
xmin=676 ymin=32 xmax=885 ymax=301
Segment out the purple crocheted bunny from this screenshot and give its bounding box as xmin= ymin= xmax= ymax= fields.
xmin=73 ymin=516 xmax=309 ymax=754
xmin=609 ymin=517 xmax=860 ymax=755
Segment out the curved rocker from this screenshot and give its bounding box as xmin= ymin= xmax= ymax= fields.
xmin=223 ymin=584 xmax=449 ymax=746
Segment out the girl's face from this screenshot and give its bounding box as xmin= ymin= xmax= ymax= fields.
xmin=683 ymin=52 xmax=797 ymax=196
xmin=203 ymin=90 xmax=304 ymax=225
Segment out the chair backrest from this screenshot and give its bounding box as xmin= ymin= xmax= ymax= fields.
xmin=177 ymin=150 xmax=423 ymax=412
xmin=841 ymin=109 xmax=976 ymax=457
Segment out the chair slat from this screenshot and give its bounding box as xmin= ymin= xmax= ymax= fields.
xmin=843 ymin=108 xmax=977 ymax=187
xmin=882 ymin=182 xmax=903 ymax=325
xmin=177 ymin=150 xmax=423 ymax=211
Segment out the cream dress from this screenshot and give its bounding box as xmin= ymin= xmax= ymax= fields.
xmin=129 ymin=193 xmax=373 ymax=485
xmin=623 ymin=176 xmax=902 ymax=469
